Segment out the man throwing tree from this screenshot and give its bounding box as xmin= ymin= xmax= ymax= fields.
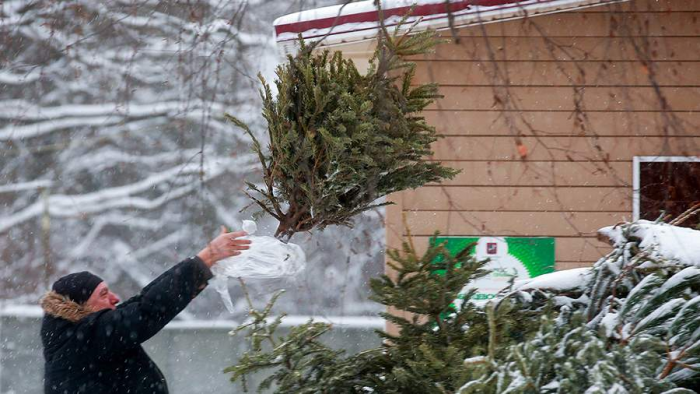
xmin=40 ymin=226 xmax=251 ymax=393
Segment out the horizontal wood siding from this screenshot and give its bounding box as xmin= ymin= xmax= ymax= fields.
xmin=388 ymin=0 xmax=700 ymax=270
xmin=434 ymin=161 xmax=632 ymax=187
xmin=402 ymin=211 xmax=622 ymax=237
xmin=431 ymin=136 xmax=700 ymax=161
xmin=422 ymin=36 xmax=700 ymax=61
xmin=428 ymin=86 xmax=700 ymax=111
xmin=421 ymin=111 xmax=700 ymax=137
xmin=402 ymin=186 xmax=631 ymax=212
xmin=414 ymin=61 xmax=700 ymax=87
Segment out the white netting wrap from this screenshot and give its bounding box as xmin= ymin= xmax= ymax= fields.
xmin=210 ymin=220 xmax=306 ymax=312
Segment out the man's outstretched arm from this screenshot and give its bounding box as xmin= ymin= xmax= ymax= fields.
xmin=88 ymin=226 xmax=251 ymax=353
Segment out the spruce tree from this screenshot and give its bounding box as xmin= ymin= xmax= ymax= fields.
xmin=225 ymin=236 xmax=534 ymax=393
xmin=509 ymin=220 xmax=700 ymax=390
xmin=226 ymin=27 xmax=458 ymax=241
xmin=461 ymin=310 xmax=690 ymax=394
xmin=225 ymin=220 xmax=700 ymax=393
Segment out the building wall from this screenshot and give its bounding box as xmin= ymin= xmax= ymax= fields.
xmin=387 ymin=0 xmax=700 ymax=270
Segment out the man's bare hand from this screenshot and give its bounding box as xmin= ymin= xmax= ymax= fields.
xmin=197 ymin=226 xmax=252 ymax=268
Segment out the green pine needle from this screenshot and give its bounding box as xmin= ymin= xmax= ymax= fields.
xmin=226 ymin=25 xmax=458 ymax=241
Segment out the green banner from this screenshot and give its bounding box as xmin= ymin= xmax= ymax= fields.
xmin=433 ymin=236 xmax=555 ymax=301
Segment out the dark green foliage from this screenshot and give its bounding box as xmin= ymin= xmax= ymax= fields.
xmin=366 ymin=237 xmax=489 ymax=393
xmin=368 ymin=237 xmax=534 ymax=384
xmin=223 ymin=288 xmax=383 ymax=393
xmin=226 ymin=28 xmax=458 ymax=240
xmin=225 ymin=235 xmax=531 ymax=393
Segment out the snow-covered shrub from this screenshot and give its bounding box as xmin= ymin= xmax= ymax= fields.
xmin=460 ymin=310 xmax=686 ymax=394
xmin=224 ymin=220 xmax=700 ymax=392
xmin=509 ymin=220 xmax=700 ymax=388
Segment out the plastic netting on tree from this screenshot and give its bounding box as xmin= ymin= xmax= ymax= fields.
xmin=211 ymin=220 xmax=306 ymax=312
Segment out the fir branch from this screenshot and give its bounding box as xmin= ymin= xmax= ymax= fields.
xmin=228 ymin=19 xmax=458 ymax=241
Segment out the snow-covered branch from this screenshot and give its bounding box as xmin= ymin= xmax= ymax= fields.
xmin=0 ymin=180 xmax=53 ymax=194
xmin=0 ymin=155 xmax=257 ymax=233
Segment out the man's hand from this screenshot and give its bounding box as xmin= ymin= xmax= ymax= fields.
xmin=197 ymin=226 xmax=252 ymax=268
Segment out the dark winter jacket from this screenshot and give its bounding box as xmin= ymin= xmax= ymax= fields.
xmin=40 ymin=256 xmax=213 ymax=394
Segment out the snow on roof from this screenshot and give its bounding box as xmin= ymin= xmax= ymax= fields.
xmin=274 ymin=0 xmax=628 ymax=49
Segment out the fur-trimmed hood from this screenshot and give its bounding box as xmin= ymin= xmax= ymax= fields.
xmin=41 ymin=257 xmax=212 ymax=394
xmin=40 ymin=290 xmax=95 ymax=323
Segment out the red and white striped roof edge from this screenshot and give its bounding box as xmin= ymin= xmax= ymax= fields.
xmin=274 ymin=0 xmax=628 ymax=47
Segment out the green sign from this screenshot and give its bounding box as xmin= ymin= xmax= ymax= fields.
xmin=433 ymin=237 xmax=555 ymax=302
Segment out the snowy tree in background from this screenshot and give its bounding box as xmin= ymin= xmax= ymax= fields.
xmin=0 ymin=0 xmax=383 ymax=318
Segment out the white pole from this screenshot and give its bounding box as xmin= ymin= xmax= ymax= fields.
xmin=0 ymin=299 xmax=4 ymax=394
xmin=632 ymin=156 xmax=640 ymax=221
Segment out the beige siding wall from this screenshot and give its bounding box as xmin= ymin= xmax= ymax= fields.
xmin=388 ymin=0 xmax=700 ymax=270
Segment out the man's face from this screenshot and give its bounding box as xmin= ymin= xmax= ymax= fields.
xmin=85 ymin=282 xmax=120 ymax=311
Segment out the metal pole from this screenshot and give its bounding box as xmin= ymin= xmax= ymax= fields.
xmin=0 ymin=300 xmax=4 ymax=393
xmin=41 ymin=188 xmax=52 ymax=288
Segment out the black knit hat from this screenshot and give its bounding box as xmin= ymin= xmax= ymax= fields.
xmin=52 ymin=271 xmax=104 ymax=304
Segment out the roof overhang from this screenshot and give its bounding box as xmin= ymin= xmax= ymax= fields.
xmin=274 ymin=0 xmax=629 ymax=53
